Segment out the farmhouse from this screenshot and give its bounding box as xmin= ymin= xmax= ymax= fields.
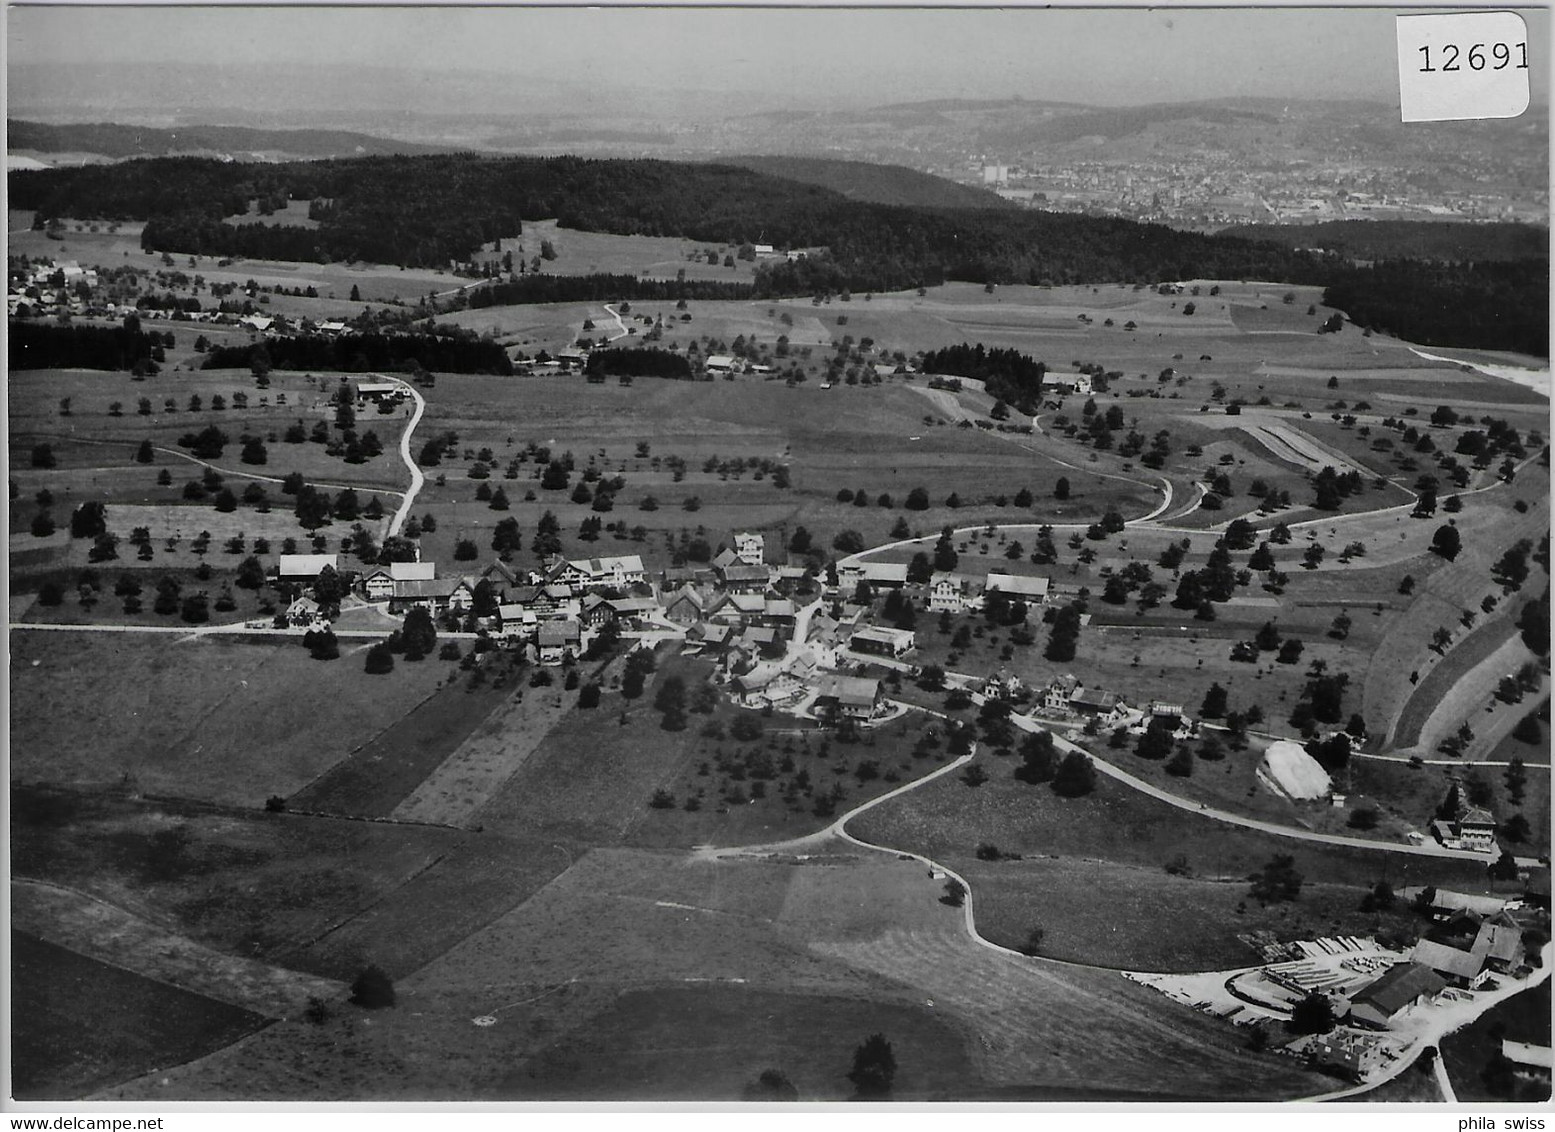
xmin=929 ymin=572 xmax=976 ymax=613
xmin=1502 ymin=1041 xmax=1553 ymax=1085
xmin=733 ymin=531 xmax=765 ymax=564
xmin=661 ymin=586 xmax=707 ymax=625
xmin=705 ymin=355 xmax=738 ymax=374
xmin=355 ymin=379 xmax=405 ymax=406
xmin=1431 ymin=805 xmax=1498 ymax=854
xmin=1068 ymin=685 xmax=1126 ymax=724
xmin=560 ymin=554 xmax=646 ymax=592
xmin=719 ymin=563 xmax=770 ymax=594
xmin=1041 ymin=371 xmax=1093 ymax=396
xmin=537 ymin=620 xmax=583 ymax=666
xmin=813 ymin=674 xmax=886 ymax=724
xmin=497 ymin=602 xmax=537 ymax=643
xmin=361 ymin=561 xmax=436 ymax=601
xmin=838 ymin=561 xmax=909 ymax=590
xmin=1347 ymin=962 xmax=1447 ymax=1029
xmin=1409 ymin=938 xmax=1494 ymax=989
xmin=850 ymin=625 xmax=916 ymax=659
xmin=984 ymin=572 xmax=1050 ymax=605
xmin=1044 ymin=674 xmax=1080 ymax=712
xmin=1398 ymin=887 xmax=1517 ymax=920
xmin=389 ymin=577 xmax=474 ymax=614
xmin=277 ymin=553 xmax=340 ymax=580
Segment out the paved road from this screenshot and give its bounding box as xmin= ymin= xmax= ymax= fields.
xmin=386 ymin=377 xmax=428 ymax=537
xmin=9 ymin=620 xmax=480 ymax=641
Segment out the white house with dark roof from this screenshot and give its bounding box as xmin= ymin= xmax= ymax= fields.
xmin=361 ymin=561 xmax=436 ymax=601
xmin=560 ymin=554 xmax=645 ymax=592
xmin=733 ymin=531 xmax=765 ymax=564
xmin=813 ymin=674 xmax=886 ymax=723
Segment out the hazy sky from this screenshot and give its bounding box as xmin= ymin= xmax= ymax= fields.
xmin=8 ymin=5 xmax=1550 ymax=114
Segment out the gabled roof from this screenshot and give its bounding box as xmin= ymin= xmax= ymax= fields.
xmin=713 ymin=547 xmax=742 ymax=570
xmin=664 ymin=587 xmax=705 ymax=610
xmin=368 ymin=561 xmax=435 ymax=581
xmin=538 ymin=620 xmax=581 ymax=645
xmin=278 ymin=553 xmax=339 ymax=577
xmin=566 ymin=554 xmax=645 ymax=577
xmin=497 ymin=603 xmax=532 ymax=622
xmin=852 ymin=625 xmax=915 ymax=645
xmin=481 ymin=560 xmax=519 ymax=585
xmin=1476 ymin=917 xmax=1524 ymax=964
xmin=817 ymin=674 xmax=882 ymax=708
xmin=1459 ymin=806 xmax=1496 ymax=828
xmin=393 ymin=577 xmax=468 ymax=599
xmin=985 ymin=572 xmax=1050 ymax=598
xmin=1070 ymin=686 xmax=1121 ymax=711
xmin=720 ymin=564 xmax=770 ymax=584
xmin=844 ymin=561 xmax=909 ymax=583
xmin=1410 ymin=938 xmax=1484 ymax=981
xmin=1352 ymin=962 xmax=1447 ymax=1015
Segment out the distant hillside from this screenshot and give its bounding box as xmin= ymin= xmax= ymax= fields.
xmin=978 ymin=101 xmax=1281 ymax=148
xmin=1228 ymin=220 xmax=1549 ymax=264
xmin=720 ymin=155 xmax=1009 ymax=210
xmin=6 ymin=120 xmax=453 ymax=160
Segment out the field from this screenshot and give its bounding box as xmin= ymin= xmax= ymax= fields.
xmin=9 ymin=632 xmax=449 ymax=805
xmin=95 ymin=844 xmax=1333 ymax=1101
xmin=847 ymin=747 xmax=1496 ymax=971
xmin=11 ymin=233 xmax=1551 ymax=1100
xmin=11 ymin=930 xmax=270 ymax=1101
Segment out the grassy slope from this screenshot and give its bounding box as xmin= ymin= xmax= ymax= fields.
xmin=11 ymin=930 xmax=270 ymax=1101
xmin=9 ymin=632 xmax=449 ymax=805
xmin=848 ymin=749 xmax=1495 ymax=970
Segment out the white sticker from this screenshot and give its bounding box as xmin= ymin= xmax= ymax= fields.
xmin=1397 ymin=11 xmax=1531 ymax=122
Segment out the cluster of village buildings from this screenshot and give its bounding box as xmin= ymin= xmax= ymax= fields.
xmin=1241 ymin=885 xmax=1548 ymax=1084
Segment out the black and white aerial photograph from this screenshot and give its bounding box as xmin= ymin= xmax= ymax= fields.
xmin=5 ymin=2 xmax=1552 ymax=1108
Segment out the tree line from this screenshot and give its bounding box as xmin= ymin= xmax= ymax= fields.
xmin=583 ymin=348 xmax=692 ymax=380
xmin=10 ymin=320 xmax=161 ymax=371
xmin=466 ymin=272 xmax=753 ymax=308
xmin=203 ymin=333 xmax=513 ymax=375
xmin=1323 ymin=259 xmax=1548 ymax=357
xmin=919 ymin=343 xmax=1048 ymax=412
xmin=12 ymin=153 xmax=1545 ymax=352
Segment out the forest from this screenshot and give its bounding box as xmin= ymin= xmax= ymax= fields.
xmin=919 ymin=343 xmax=1049 ymax=412
xmin=10 ymin=320 xmax=162 ymax=371
xmin=1231 ymin=219 xmax=1549 ymax=264
xmin=202 ymin=333 xmax=513 ymax=375
xmin=467 ymin=273 xmax=753 ymax=308
xmin=10 ymin=154 xmax=1548 ymax=352
xmin=583 ymin=348 xmax=693 ymax=381
xmin=1323 ymin=259 xmax=1550 ymax=358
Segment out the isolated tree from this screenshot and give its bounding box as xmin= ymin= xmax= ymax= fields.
xmin=1287 ymin=993 xmax=1337 ymax=1035
xmin=364 ymin=642 xmax=395 ymax=674
xmin=1250 ymin=855 xmax=1303 ymax=904
xmin=1431 ymin=524 xmax=1462 ymax=561
xmin=1200 ymin=683 xmax=1228 ymax=719
xmin=846 ymin=1034 xmax=897 ymax=1099
xmin=401 ymin=606 xmax=438 ymax=660
xmin=69 ymin=501 xmax=108 ymax=539
xmin=1051 ymin=751 xmax=1097 ymax=797
xmin=1054 ymin=477 xmax=1071 ymax=500
xmin=742 ymin=1069 xmax=799 ymax=1101
xmin=350 ymin=965 xmax=395 ymax=1008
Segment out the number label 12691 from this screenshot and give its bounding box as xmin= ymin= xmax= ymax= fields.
xmin=1417 ymin=41 xmax=1527 ymax=72
xmin=1396 ymin=12 xmax=1531 ymax=122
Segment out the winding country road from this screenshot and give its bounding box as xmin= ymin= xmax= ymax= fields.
xmin=386 ymin=377 xmax=428 ymax=537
